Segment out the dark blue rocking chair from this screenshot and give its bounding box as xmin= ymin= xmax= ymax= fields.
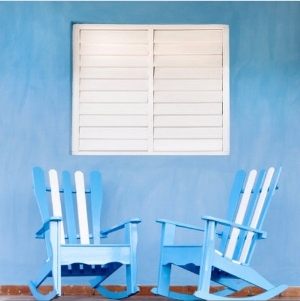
xmin=29 ymin=167 xmax=141 ymax=300
xmin=151 ymin=167 xmax=287 ymax=300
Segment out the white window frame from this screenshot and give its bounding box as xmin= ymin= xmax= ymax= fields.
xmin=72 ymin=24 xmax=229 ymax=155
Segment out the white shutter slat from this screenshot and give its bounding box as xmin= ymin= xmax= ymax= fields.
xmin=154 ymin=43 xmax=222 ymax=55
xmin=154 ymin=67 xmax=222 ymax=79
xmin=154 ymin=115 xmax=223 ymax=127
xmin=154 ymin=103 xmax=222 ymax=115
xmin=80 ymin=67 xmax=148 ymax=79
xmin=80 ymin=56 xmax=148 ymax=67
xmin=80 ymin=115 xmax=148 ymax=127
xmin=154 ymin=79 xmax=222 ymax=91
xmin=154 ymin=139 xmax=223 ymax=152
xmin=80 ymin=91 xmax=148 ymax=103
xmin=80 ymin=44 xmax=148 ymax=56
xmin=154 ymin=55 xmax=223 ymax=67
xmin=81 ymin=127 xmax=148 ymax=139
xmin=80 ymin=79 xmax=148 ymax=91
xmin=154 ymin=127 xmax=222 ymax=139
xmin=154 ymin=30 xmax=223 ymax=43
xmin=80 ymin=30 xmax=149 ymax=44
xmin=154 ymin=91 xmax=223 ymax=103
xmin=80 ymin=139 xmax=148 ymax=152
xmin=80 ymin=103 xmax=148 ymax=115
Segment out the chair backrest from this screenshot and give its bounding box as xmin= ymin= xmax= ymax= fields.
xmin=32 ymin=167 xmax=103 ymax=245
xmin=218 ymin=166 xmax=281 ymax=265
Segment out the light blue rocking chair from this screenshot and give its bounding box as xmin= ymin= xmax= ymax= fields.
xmin=29 ymin=167 xmax=141 ymax=300
xmin=151 ymin=166 xmax=287 ymax=300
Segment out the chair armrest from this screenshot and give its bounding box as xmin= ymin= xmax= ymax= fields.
xmin=35 ymin=216 xmax=62 ymax=238
xmin=156 ymin=219 xmax=205 ymax=232
xmin=100 ymin=218 xmax=141 ymax=238
xmin=202 ymin=216 xmax=267 ymax=239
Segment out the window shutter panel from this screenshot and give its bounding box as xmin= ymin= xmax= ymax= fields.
xmin=74 ymin=26 xmax=150 ymax=153
xmin=72 ymin=25 xmax=229 ymax=155
xmin=153 ymin=28 xmax=225 ymax=153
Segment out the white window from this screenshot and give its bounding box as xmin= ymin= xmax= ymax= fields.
xmin=72 ymin=24 xmax=229 ymax=155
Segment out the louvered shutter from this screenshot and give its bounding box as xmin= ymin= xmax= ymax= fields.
xmin=72 ymin=25 xmax=229 ymax=155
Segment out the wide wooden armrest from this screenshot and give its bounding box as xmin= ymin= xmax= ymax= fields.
xmin=35 ymin=216 xmax=62 ymax=238
xmin=100 ymin=218 xmax=141 ymax=238
xmin=201 ymin=216 xmax=267 ymax=239
xmin=156 ymin=219 xmax=205 ymax=232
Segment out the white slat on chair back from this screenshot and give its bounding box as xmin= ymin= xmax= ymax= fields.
xmin=75 ymin=171 xmax=90 ymax=244
xmin=49 ymin=169 xmax=65 ymax=244
xmin=238 ymin=167 xmax=274 ymax=263
xmin=224 ymin=169 xmax=257 ymax=260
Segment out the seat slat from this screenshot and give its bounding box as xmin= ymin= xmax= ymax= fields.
xmin=75 ymin=171 xmax=90 ymax=244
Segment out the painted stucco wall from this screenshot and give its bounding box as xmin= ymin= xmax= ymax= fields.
xmin=0 ymin=1 xmax=300 ymax=287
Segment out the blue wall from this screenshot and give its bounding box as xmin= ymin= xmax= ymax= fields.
xmin=0 ymin=1 xmax=300 ymax=287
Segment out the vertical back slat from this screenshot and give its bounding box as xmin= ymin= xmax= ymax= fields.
xmin=75 ymin=171 xmax=90 ymax=244
xmin=239 ymin=167 xmax=275 ymax=263
xmin=219 ymin=170 xmax=246 ymax=253
xmin=90 ymin=171 xmax=103 ymax=244
xmin=233 ymin=169 xmax=266 ymax=260
xmin=224 ymin=169 xmax=257 ymax=259
xmin=49 ymin=169 xmax=65 ymax=244
xmin=62 ymin=171 xmax=77 ymax=244
xmin=32 ymin=167 xmax=50 ymax=224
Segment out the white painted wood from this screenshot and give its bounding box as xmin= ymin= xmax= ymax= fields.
xmin=80 ymin=127 xmax=148 ymax=139
xmin=154 ymin=128 xmax=222 ymax=139
xmin=239 ymin=168 xmax=275 ymax=263
xmin=80 ymin=44 xmax=148 ymax=56
xmin=74 ymin=171 xmax=90 ymax=244
xmin=147 ymin=28 xmax=154 ymax=153
xmin=49 ymin=169 xmax=65 ymax=244
xmin=153 ymin=139 xmax=223 ymax=152
xmin=154 ymin=91 xmax=223 ymax=103
xmin=80 ymin=67 xmax=148 ymax=79
xmin=154 ymin=79 xmax=222 ymax=91
xmin=80 ymin=115 xmax=148 ymax=127
xmin=80 ymin=91 xmax=148 ymax=103
xmin=80 ymin=56 xmax=148 ymax=67
xmin=80 ymin=29 xmax=149 ymax=44
xmin=154 ymin=55 xmax=223 ymax=67
xmin=224 ymin=170 xmax=257 ymax=260
xmin=80 ymin=79 xmax=148 ymax=91
xmin=222 ymin=25 xmax=230 ymax=154
xmin=80 ymin=103 xmax=148 ymax=115
xmin=72 ymin=24 xmax=229 ymax=155
xmin=80 ymin=139 xmax=148 ymax=152
xmin=154 ymin=67 xmax=222 ymax=79
xmin=154 ymin=43 xmax=222 ymax=55
xmin=72 ymin=26 xmax=81 ymax=154
xmin=154 ymin=103 xmax=222 ymax=115
xmin=154 ymin=115 xmax=223 ymax=127
xmin=154 ymin=29 xmax=223 ymax=43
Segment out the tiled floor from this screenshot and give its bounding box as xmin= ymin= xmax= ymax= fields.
xmin=0 ymin=296 xmax=299 ymax=301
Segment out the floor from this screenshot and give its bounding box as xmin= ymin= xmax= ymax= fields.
xmin=0 ymin=296 xmax=299 ymax=301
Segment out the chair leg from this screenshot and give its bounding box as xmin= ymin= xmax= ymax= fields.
xmin=90 ymin=262 xmax=139 ymax=299
xmin=28 ymin=261 xmax=60 ymax=301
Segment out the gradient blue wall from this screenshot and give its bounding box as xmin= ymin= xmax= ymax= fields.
xmin=0 ymin=1 xmax=300 ymax=287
